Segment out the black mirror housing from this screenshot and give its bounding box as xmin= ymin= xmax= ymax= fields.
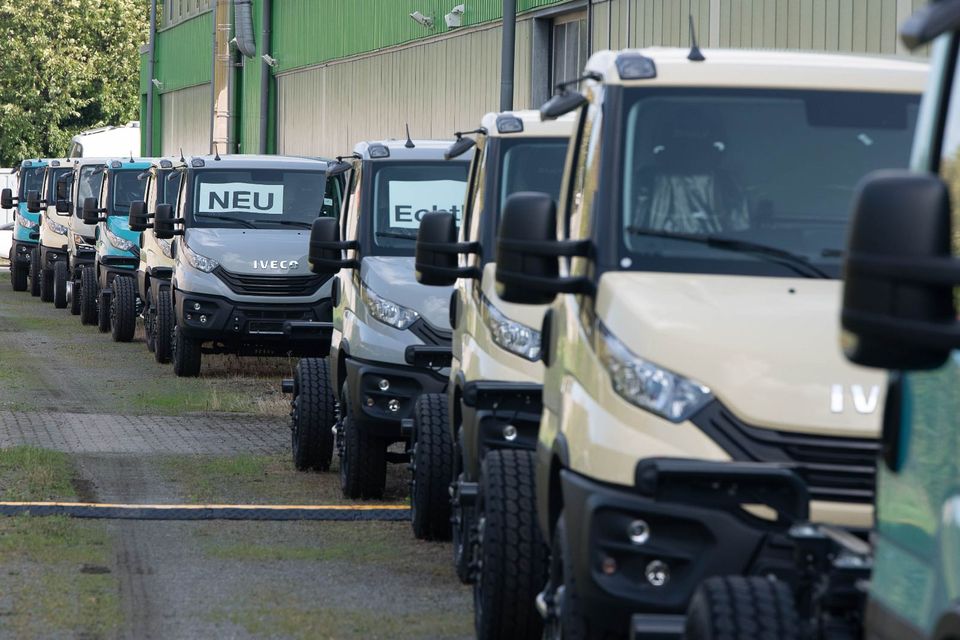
xmin=81 ymin=197 xmax=101 ymax=225
xmin=540 ymin=92 xmax=587 ymax=120
xmin=128 ymin=201 xmax=150 ymax=232
xmin=414 ymin=211 xmax=462 ymax=286
xmin=495 ymin=193 xmax=563 ymax=305
xmin=153 ymin=203 xmax=176 ymax=239
xmin=0 ymin=188 xmax=14 ymax=210
xmin=55 ymin=199 xmax=71 ymax=214
xmin=842 ymin=170 xmax=955 ymax=370
xmin=308 ymin=217 xmax=356 ymax=273
xmin=26 ymin=190 xmax=42 ymax=213
xmin=445 ymin=136 xmax=476 ymax=160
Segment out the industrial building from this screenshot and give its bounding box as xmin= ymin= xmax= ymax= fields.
xmin=140 ymin=0 xmax=928 ymax=158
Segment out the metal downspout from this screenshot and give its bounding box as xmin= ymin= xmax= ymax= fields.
xmin=500 ymin=0 xmax=516 ymax=111
xmin=146 ymin=0 xmax=157 ymax=156
xmin=259 ymin=0 xmax=272 ymax=154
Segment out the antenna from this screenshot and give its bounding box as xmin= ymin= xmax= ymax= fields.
xmin=687 ymin=15 xmax=705 ymax=61
xmin=129 ymin=150 xmax=134 ymax=163
xmin=179 ymin=148 xmax=185 ymax=163
xmin=213 ymin=143 xmax=221 ymax=161
xmin=404 ymin=124 xmax=415 ymax=148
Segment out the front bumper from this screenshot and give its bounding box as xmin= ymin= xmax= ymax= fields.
xmin=10 ymin=240 xmax=33 ymax=263
xmin=561 ymin=459 xmax=809 ymax=635
xmin=174 ymin=288 xmax=333 ymax=356
xmin=41 ymin=246 xmax=68 ymax=269
xmin=70 ymin=247 xmax=96 ymax=272
xmin=462 ymin=381 xmax=542 ymax=458
xmin=344 ymin=356 xmax=447 ymax=439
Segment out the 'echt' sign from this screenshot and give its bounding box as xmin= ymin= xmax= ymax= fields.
xmin=198 ymin=182 xmax=284 ymax=215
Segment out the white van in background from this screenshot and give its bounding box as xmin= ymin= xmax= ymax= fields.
xmin=0 ymin=168 xmax=16 ymax=263
xmin=68 ymin=122 xmax=140 ymax=158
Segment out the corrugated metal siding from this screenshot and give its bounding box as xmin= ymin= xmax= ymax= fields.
xmin=160 ymin=84 xmax=211 ymax=156
xmin=276 ymin=21 xmax=534 ymax=158
xmin=155 ymin=12 xmax=213 ymax=92
xmin=238 ymin=5 xmax=263 ymax=153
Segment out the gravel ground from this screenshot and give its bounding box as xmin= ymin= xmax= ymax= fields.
xmin=0 ymin=273 xmax=472 ymax=639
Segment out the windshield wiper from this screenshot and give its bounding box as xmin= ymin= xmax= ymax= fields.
xmin=376 ymin=230 xmax=418 ymax=241
xmin=625 ymin=227 xmax=831 ymax=279
xmin=196 ymin=215 xmax=257 ymax=229
xmin=254 ymin=219 xmax=313 ymax=229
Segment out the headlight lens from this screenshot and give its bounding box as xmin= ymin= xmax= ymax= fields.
xmin=480 ymin=294 xmax=541 ymax=361
xmin=72 ymin=233 xmax=94 ymax=250
xmin=157 ymin=238 xmax=173 ymax=259
xmin=105 ymin=227 xmax=137 ymax=252
xmin=360 ymin=281 xmax=419 ymax=330
xmin=46 ymin=216 xmax=68 ymax=235
xmin=181 ymin=242 xmax=220 ymax=273
xmin=17 ymin=215 xmax=38 ymax=229
xmin=596 ymin=323 xmax=712 ymax=422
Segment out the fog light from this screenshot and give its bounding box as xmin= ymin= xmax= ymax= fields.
xmin=378 ymin=378 xmax=390 ymax=391
xmin=387 ymin=399 xmax=400 ymax=412
xmin=503 ymin=425 xmax=518 ymax=441
xmin=186 ymin=313 xmax=193 ymax=320
xmin=199 ymin=315 xmax=207 ymax=324
xmin=193 ymin=302 xmax=201 ymax=311
xmin=645 ymin=560 xmax=669 ymax=586
xmin=366 ymin=397 xmax=375 ymax=407
xmin=628 ymin=520 xmax=650 ymax=545
xmin=601 ymin=556 xmax=617 ymax=576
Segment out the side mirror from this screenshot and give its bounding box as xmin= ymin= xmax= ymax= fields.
xmin=495 ymin=192 xmax=592 ymax=304
xmin=55 ymin=178 xmax=69 ymax=200
xmin=82 ymin=197 xmax=102 ymax=225
xmin=540 ymin=91 xmax=587 ymax=120
xmin=128 ymin=201 xmax=150 ymax=232
xmin=445 ymin=136 xmax=476 ymax=160
xmin=0 ymin=188 xmax=13 ymax=209
xmin=308 ymin=217 xmax=357 ymax=273
xmin=55 ymin=199 xmax=71 ymax=214
xmin=325 ymin=161 xmax=352 ymax=178
xmin=842 ymin=170 xmax=956 ymax=370
xmin=153 ymin=203 xmax=177 ymax=239
xmin=26 ymin=190 xmax=41 ymax=213
xmin=415 ymin=212 xmax=461 ymax=286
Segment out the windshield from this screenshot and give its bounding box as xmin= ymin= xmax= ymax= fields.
xmin=619 ymin=88 xmax=920 ymax=278
xmin=110 ymin=170 xmax=147 ymax=216
xmin=499 ymin=139 xmax=568 ymax=209
xmin=370 ymin=161 xmax=469 ymax=253
xmin=189 ymin=168 xmax=328 ymax=228
xmin=46 ymin=167 xmax=71 ymax=201
xmin=18 ymin=166 xmax=44 ymax=200
xmin=76 ymin=165 xmax=105 ymax=218
xmin=160 ymin=169 xmax=182 ymax=207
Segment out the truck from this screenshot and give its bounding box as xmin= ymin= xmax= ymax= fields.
xmin=493 ymin=47 xmax=924 ymax=638
xmin=26 ymin=159 xmax=75 ymax=306
xmin=2 ymin=159 xmax=48 ymax=293
xmin=65 ymin=158 xmax=108 ymax=321
xmin=412 ymin=110 xmax=573 ymax=639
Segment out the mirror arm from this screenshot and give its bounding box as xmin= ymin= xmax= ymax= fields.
xmin=416 ymin=240 xmax=481 ymax=255
xmin=847 ymin=253 xmax=960 ymax=286
xmin=415 ymin=263 xmax=482 ymax=280
xmin=310 ymin=239 xmax=359 ymax=251
xmin=842 ymin=308 xmax=960 ymax=351
xmin=497 ymin=270 xmax=594 ymax=296
xmin=497 ymin=238 xmax=591 ymax=258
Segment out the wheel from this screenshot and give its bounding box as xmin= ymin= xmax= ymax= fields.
xmin=97 ymin=288 xmax=110 ymax=333
xmin=110 ymin=275 xmax=137 ymax=342
xmin=172 ymin=323 xmax=202 ymax=377
xmin=10 ymin=253 xmax=27 ymax=291
xmin=153 ymin=287 xmax=174 ymax=364
xmin=79 ymin=266 xmax=98 ymax=325
xmin=144 ymin=288 xmax=156 ymax=353
xmin=39 ymin=265 xmax=53 ymax=302
xmin=452 ymin=457 xmax=475 ymax=584
xmin=52 ymin=260 xmax=68 ymax=308
xmin=291 ymin=358 xmax=337 ymax=471
xmin=685 ymin=576 xmax=800 ymax=640
xmin=339 ymin=382 xmax=387 ymax=499
xmin=28 ymin=248 xmax=40 ymax=296
xmin=410 ymin=393 xmax=453 ymax=540
xmin=473 ymin=449 xmax=549 ymax=640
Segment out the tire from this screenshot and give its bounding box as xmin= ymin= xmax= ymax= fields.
xmin=28 ymin=248 xmax=40 ymax=296
xmin=339 ymin=382 xmax=387 ymax=499
xmin=110 ymin=275 xmax=137 ymax=342
xmin=79 ymin=266 xmax=98 ymax=325
xmin=473 ymin=449 xmax=549 ymax=640
xmin=39 ymin=265 xmax=53 ymax=302
xmin=10 ymin=254 xmax=27 ymax=291
xmin=153 ymin=287 xmax=173 ymax=364
xmin=144 ymin=289 xmax=156 ymax=353
xmin=685 ymin=576 xmax=800 ymax=640
xmin=97 ymin=288 xmax=111 ymax=333
xmin=410 ymin=393 xmax=453 ymax=540
xmin=172 ymin=323 xmax=202 ymax=377
xmin=291 ymin=358 xmax=336 ymax=471
xmin=52 ymin=260 xmax=68 ymax=308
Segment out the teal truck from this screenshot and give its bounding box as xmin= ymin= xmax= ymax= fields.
xmin=2 ymin=159 xmax=47 ymax=293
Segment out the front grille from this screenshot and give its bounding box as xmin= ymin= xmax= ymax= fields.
xmin=691 ymin=402 xmax=878 ymax=504
xmin=214 ymin=267 xmax=328 ymax=297
xmin=409 ymin=318 xmax=452 ymax=346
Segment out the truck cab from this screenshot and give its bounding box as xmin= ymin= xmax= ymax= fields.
xmin=2 ymin=159 xmax=47 ymax=293
xmin=66 ymin=158 xmax=107 ymax=321
xmin=153 ymin=154 xmax=341 ymax=377
xmin=495 ymin=48 xmax=925 ymax=637
xmin=297 ymin=138 xmax=470 ymax=496
xmin=28 ymin=159 xmax=74 ymax=306
xmin=412 ymin=110 xmax=573 ymax=639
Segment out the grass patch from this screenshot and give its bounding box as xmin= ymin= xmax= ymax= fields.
xmin=0 ymin=446 xmax=77 ymax=501
xmin=0 ymin=516 xmax=120 ymax=637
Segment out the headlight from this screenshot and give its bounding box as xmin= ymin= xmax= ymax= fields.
xmin=360 ymin=281 xmax=419 ymax=330
xmin=72 ymin=233 xmax=94 ymax=250
xmin=105 ymin=227 xmax=137 ymax=252
xmin=157 ymin=238 xmax=173 ymax=259
xmin=46 ymin=217 xmax=68 ymax=235
xmin=596 ymin=323 xmax=712 ymax=422
xmin=480 ymin=294 xmax=541 ymax=361
xmin=17 ymin=215 xmax=38 ymax=229
xmin=181 ymin=242 xmax=219 ymax=273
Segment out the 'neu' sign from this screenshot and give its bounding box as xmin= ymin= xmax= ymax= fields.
xmin=198 ymin=182 xmax=284 ymax=215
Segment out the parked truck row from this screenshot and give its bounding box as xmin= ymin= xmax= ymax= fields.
xmin=7 ymin=6 xmax=960 ymax=637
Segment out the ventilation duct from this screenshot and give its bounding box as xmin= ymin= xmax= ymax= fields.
xmin=233 ymin=0 xmax=256 ymax=58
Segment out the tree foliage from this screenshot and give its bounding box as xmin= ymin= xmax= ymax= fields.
xmin=0 ymin=0 xmax=147 ymax=166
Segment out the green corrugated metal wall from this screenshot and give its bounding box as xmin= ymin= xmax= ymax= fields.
xmin=155 ymin=12 xmax=213 ymax=91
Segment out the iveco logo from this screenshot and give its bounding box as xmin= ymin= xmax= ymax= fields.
xmin=252 ymin=260 xmax=299 ymax=270
xmin=830 ymin=384 xmax=880 ymax=414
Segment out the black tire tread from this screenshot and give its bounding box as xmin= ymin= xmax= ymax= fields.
xmin=39 ymin=266 xmax=53 ymax=302
xmin=52 ymin=260 xmax=68 ymax=308
xmin=340 ymin=382 xmax=387 ymax=499
xmin=153 ymin=287 xmax=173 ymax=364
xmin=172 ymin=324 xmax=202 ymax=377
xmin=291 ymin=358 xmax=336 ymax=471
xmin=10 ymin=256 xmax=27 ymax=291
xmin=685 ymin=576 xmax=800 ymax=640
xmin=111 ymin=276 xmax=136 ymax=342
xmin=410 ymin=393 xmax=453 ymax=540
xmin=28 ymin=248 xmax=40 ymax=297
xmin=79 ymin=266 xmax=97 ymax=325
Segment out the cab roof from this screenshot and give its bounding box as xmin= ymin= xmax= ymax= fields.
xmin=41 ymin=158 xmax=73 ymax=168
xmin=479 ymin=109 xmax=576 ymax=138
xmin=585 ymin=48 xmax=928 ymax=93
xmin=183 ymin=153 xmax=330 ymax=171
xmin=352 ymin=139 xmax=466 ymax=161
xmin=19 ymin=159 xmax=47 ymax=168
xmin=104 ymin=158 xmax=153 ymax=170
